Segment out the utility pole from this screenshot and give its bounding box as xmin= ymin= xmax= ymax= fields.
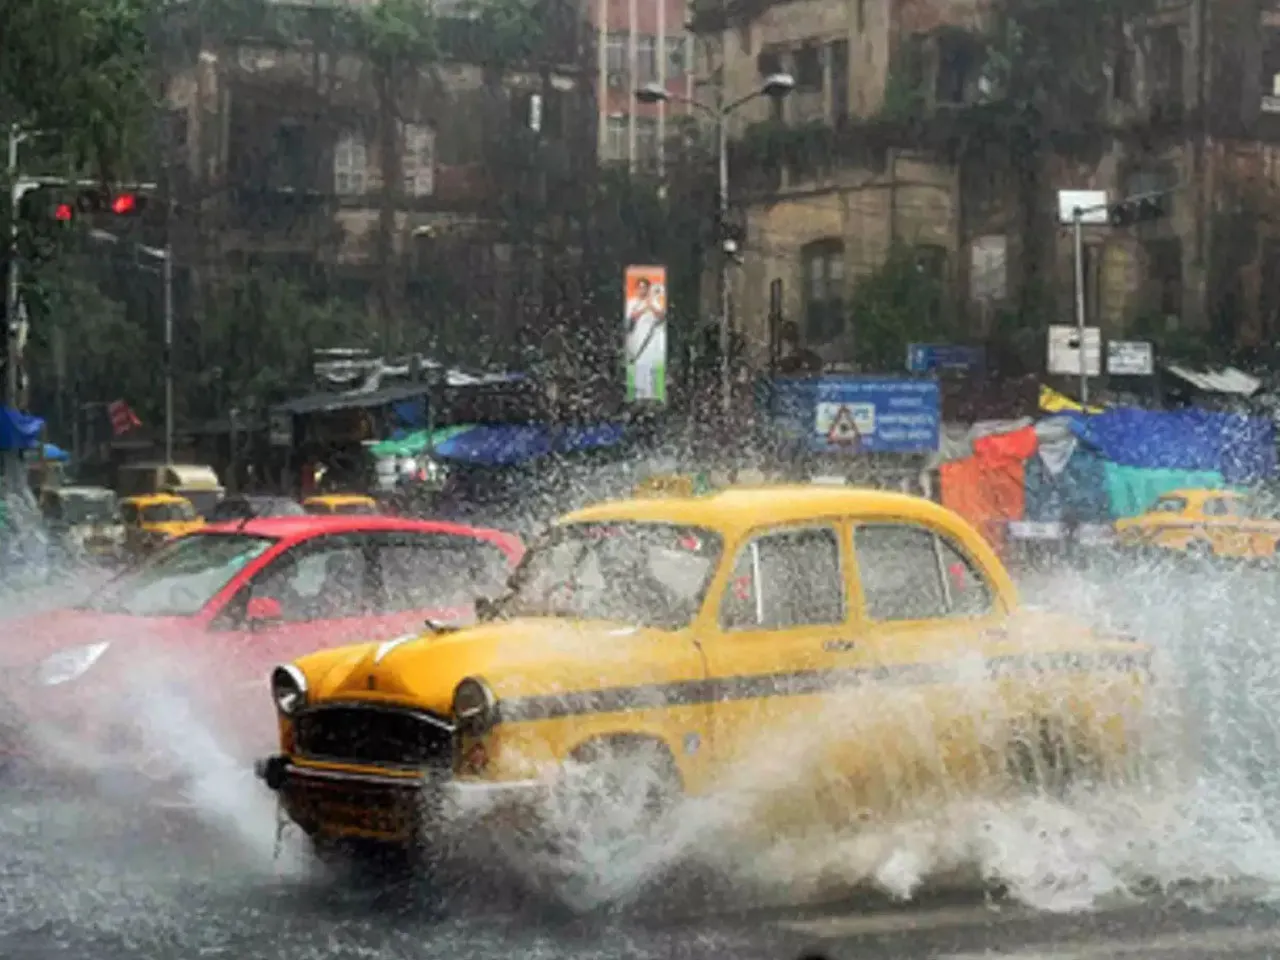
xmin=1071 ymin=206 xmax=1088 ymax=406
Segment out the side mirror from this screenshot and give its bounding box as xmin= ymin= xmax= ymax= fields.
xmin=246 ymin=596 xmax=284 ymax=628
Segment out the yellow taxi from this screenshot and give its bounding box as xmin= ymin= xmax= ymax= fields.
xmin=1113 ymin=488 xmax=1280 ymax=560
xmin=302 ymin=493 xmax=380 ymax=516
xmin=120 ymin=493 xmax=205 ymax=556
xmin=257 ymin=486 xmax=1154 ymax=890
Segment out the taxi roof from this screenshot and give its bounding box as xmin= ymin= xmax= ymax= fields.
xmin=562 ymin=485 xmax=968 ymax=539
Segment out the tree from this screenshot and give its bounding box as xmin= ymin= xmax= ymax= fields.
xmin=976 ymin=0 xmax=1154 ymax=319
xmin=846 ymin=243 xmax=951 ymax=372
xmin=0 ymin=0 xmax=154 ymax=180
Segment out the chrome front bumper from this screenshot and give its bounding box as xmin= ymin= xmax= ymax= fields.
xmin=255 ymin=754 xmax=546 ymax=821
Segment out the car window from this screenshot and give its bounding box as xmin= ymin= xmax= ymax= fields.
xmin=1151 ymin=496 xmax=1187 ymax=514
xmin=336 ymin=501 xmax=377 ymax=515
xmin=375 ymin=533 xmax=511 ymax=613
xmin=250 ymin=535 xmax=373 ymax=622
xmin=142 ymin=501 xmax=199 ymax=523
xmin=936 ymin=536 xmax=994 ymax=617
xmin=853 ymin=524 xmax=995 ymax=621
xmin=853 ymin=525 xmax=948 ymax=621
xmin=1202 ymin=496 xmax=1237 ymax=517
xmin=303 ymin=502 xmax=330 ymax=515
xmin=81 ymin=533 xmax=276 ymax=616
xmin=499 ymin=522 xmax=721 ymax=630
xmin=720 ymin=526 xmax=844 ymax=631
xmin=210 ymin=499 xmax=249 ymax=521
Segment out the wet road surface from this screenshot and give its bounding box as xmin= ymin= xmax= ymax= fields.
xmin=5 ymin=792 xmax=1280 ymax=960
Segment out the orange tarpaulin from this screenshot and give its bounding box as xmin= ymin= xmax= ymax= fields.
xmin=940 ymin=425 xmax=1038 ymax=553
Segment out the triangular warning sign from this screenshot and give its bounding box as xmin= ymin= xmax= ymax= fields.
xmin=827 ymin=405 xmax=861 ymax=446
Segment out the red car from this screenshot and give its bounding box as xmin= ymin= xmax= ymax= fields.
xmin=2 ymin=515 xmax=523 ymax=788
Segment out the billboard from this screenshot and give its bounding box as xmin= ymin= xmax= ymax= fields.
xmin=768 ymin=376 xmax=941 ymax=454
xmin=624 ymin=265 xmax=667 ymax=404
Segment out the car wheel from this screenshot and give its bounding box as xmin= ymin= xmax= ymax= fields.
xmin=311 ymin=835 xmax=422 ymax=886
xmin=525 ymin=737 xmax=682 ymax=912
xmin=1184 ymin=539 xmax=1214 ymax=563
xmin=1005 ymin=717 xmax=1081 ymax=799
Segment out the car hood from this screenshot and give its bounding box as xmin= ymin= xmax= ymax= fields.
xmin=299 ymin=617 xmax=682 ymax=717
xmin=2 ymin=608 xmax=197 ymax=669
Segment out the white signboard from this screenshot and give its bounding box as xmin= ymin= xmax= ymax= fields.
xmin=1047 ymin=325 xmax=1101 ymax=377
xmin=1057 ymin=189 xmax=1109 ymax=225
xmin=1107 ymin=340 xmax=1154 ymax=376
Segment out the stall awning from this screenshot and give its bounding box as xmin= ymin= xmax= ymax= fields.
xmin=1165 ymin=364 xmax=1261 ymax=397
xmin=0 ymin=407 xmax=44 ymax=451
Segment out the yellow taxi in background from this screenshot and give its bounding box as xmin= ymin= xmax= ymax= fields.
xmin=120 ymin=493 xmax=205 ymax=556
xmin=257 ymin=485 xmax=1155 ymax=896
xmin=1113 ymin=488 xmax=1280 ymax=561
xmin=302 ymin=493 xmax=380 ymax=516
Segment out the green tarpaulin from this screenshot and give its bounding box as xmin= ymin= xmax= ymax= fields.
xmin=368 ymin=424 xmax=474 ymax=458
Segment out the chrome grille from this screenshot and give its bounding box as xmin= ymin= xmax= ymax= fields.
xmin=294 ymin=705 xmax=454 ymax=769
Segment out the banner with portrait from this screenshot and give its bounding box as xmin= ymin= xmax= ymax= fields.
xmin=624 ymin=265 xmax=667 ymax=404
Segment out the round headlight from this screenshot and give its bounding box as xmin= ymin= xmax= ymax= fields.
xmin=270 ymin=664 xmax=308 ymax=716
xmin=37 ymin=641 xmax=110 ymax=687
xmin=452 ymin=677 xmax=496 ymax=735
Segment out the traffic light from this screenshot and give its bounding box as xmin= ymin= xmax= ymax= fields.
xmin=1108 ymin=194 xmax=1168 ymax=227
xmin=16 ymin=184 xmax=149 ymax=224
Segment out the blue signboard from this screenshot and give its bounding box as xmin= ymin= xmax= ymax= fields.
xmin=767 ymin=376 xmax=941 ymax=454
xmin=906 ymin=343 xmax=985 ymax=374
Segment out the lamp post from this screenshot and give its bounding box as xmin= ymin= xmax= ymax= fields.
xmin=635 ymin=72 xmax=795 ymax=419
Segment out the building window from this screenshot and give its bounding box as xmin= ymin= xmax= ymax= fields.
xmin=401 ymin=123 xmax=435 ymax=197
xmin=636 ymin=34 xmax=657 ymax=82
xmin=1145 ymin=238 xmax=1182 ymax=319
xmin=604 ymin=114 xmax=629 ymax=162
xmin=334 ymin=131 xmax=367 ymax=196
xmin=1112 ymin=38 xmax=1133 ymax=103
xmin=606 ymin=32 xmax=627 ymax=75
xmin=802 ymin=240 xmax=845 ymax=344
xmin=794 ymin=43 xmax=823 ymax=92
xmin=936 ymin=32 xmax=976 ymax=105
xmin=667 ymin=35 xmax=690 ymax=78
xmin=829 ymin=39 xmax=849 ymax=120
xmin=757 ymin=46 xmax=782 ymax=79
xmin=913 ymin=244 xmax=947 ymax=322
xmin=635 ymin=116 xmax=659 ymax=169
xmin=1147 ymin=25 xmax=1184 ymax=118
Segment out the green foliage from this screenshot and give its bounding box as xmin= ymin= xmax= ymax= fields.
xmin=847 ymin=243 xmax=952 ymax=371
xmin=0 ymin=0 xmax=154 ymax=179
xmin=192 ymin=271 xmax=375 ymax=418
xmin=24 ymin=267 xmax=159 ymax=423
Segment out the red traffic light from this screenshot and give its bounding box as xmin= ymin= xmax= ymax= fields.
xmin=111 ymin=193 xmax=137 ymax=215
xmin=55 ymin=203 xmax=74 ymax=221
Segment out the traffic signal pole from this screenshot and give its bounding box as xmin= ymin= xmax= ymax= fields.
xmin=5 ymin=126 xmax=24 ymax=492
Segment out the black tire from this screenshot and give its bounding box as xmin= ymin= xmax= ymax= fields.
xmin=1184 ymin=539 xmax=1214 ymax=563
xmin=311 ymin=836 xmax=423 ymax=886
xmin=1005 ymin=717 xmax=1081 ymax=799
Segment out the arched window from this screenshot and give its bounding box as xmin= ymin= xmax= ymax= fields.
xmin=802 ymin=239 xmax=845 ymax=345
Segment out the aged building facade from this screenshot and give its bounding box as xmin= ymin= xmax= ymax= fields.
xmin=692 ymin=0 xmax=1280 ymax=373
xmin=159 ymin=0 xmax=595 ymax=371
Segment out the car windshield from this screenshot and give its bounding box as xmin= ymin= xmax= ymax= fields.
xmin=82 ymin=533 xmax=276 ymax=617
xmin=181 ymin=489 xmax=221 ymax=518
xmin=1151 ymin=497 xmax=1186 ymax=514
xmin=48 ymin=492 xmax=119 ymax=524
xmin=496 ymin=521 xmax=722 ymax=629
xmin=141 ymin=501 xmax=199 ymax=523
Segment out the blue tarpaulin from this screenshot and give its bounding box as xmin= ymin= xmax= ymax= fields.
xmin=43 ymin=443 xmax=70 ymax=462
xmin=431 ymin=423 xmax=626 ymax=467
xmin=1061 ymin=408 xmax=1276 ymax=483
xmin=0 ymin=408 xmax=44 ymax=451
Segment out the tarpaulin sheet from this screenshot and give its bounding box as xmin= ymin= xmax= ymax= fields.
xmin=1103 ymin=463 xmax=1226 ymax=519
xmin=940 ymin=425 xmax=1037 ymax=553
xmin=0 ymin=407 xmax=44 ymax=451
xmin=431 ymin=423 xmax=625 ymax=467
xmin=1062 ymin=408 xmax=1275 ymax=483
xmin=1024 ymin=445 xmax=1109 ymax=523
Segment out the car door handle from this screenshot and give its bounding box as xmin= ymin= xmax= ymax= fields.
xmin=823 ymin=639 xmax=857 ymax=652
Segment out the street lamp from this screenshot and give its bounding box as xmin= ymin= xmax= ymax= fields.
xmin=635 ymin=74 xmax=795 ymax=420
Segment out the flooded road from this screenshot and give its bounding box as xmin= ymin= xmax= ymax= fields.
xmin=6 ymin=559 xmax=1280 ymax=958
